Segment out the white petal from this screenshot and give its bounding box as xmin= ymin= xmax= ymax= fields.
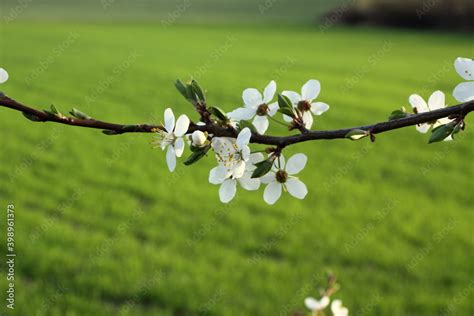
xmin=331 ymin=300 xmax=348 ymax=316
xmin=285 ymin=178 xmax=307 ymax=199
xmin=282 ymin=114 xmax=293 ymax=122
xmin=282 ymin=91 xmax=301 ymax=105
xmin=174 ymin=138 xmax=185 ymax=157
xmin=166 ymin=146 xmax=176 ymax=172
xmin=174 ymin=114 xmax=190 ymax=137
xmin=238 ymin=177 xmax=260 ymax=191
xmin=276 ymin=154 xmax=285 ymax=169
xmin=311 ymin=102 xmax=330 ymax=115
xmin=263 ymin=182 xmax=282 ymax=205
xmin=268 ymin=102 xmax=279 ymax=116
xmin=285 ymin=153 xmax=307 ymax=175
xmin=428 ymin=90 xmax=445 ymax=111
xmin=304 ymin=297 xmax=319 ymax=311
xmin=164 ymin=108 xmax=175 ymax=133
xmin=232 ymin=160 xmax=246 ymax=179
xmin=0 ymin=68 xmax=9 ymax=84
xmin=453 ymin=82 xmax=474 ymax=102
xmin=228 ymin=107 xmax=256 ymax=121
xmin=248 ymin=152 xmax=264 ymax=164
xmin=260 ymin=172 xmax=276 ymax=184
xmin=319 ymin=296 xmax=330 ymax=309
xmin=302 ymin=111 xmax=313 ymax=129
xmin=252 ymin=115 xmax=269 ymax=134
xmin=409 ymin=94 xmax=429 ymax=113
xmin=263 ymin=80 xmax=277 ymax=103
xmin=237 ymin=127 xmax=251 ymax=149
xmin=416 ymin=123 xmax=431 ymax=134
xmin=241 ymin=145 xmax=250 ymax=162
xmin=242 ymin=88 xmax=263 ymax=108
xmin=219 ymin=179 xmax=237 ymax=203
xmin=301 ymin=79 xmax=321 ymax=101
xmin=191 ymin=130 xmax=207 ymax=146
xmin=209 ymin=166 xmax=226 ymax=184
xmin=454 ymin=57 xmax=474 ymax=81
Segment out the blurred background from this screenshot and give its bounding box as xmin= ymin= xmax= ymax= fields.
xmin=0 ymin=0 xmax=473 ymax=315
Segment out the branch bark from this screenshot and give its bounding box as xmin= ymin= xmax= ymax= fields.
xmin=0 ymin=94 xmax=473 ymax=147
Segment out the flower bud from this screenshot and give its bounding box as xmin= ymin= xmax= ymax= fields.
xmin=0 ymin=68 xmax=9 ymax=84
xmin=191 ymin=130 xmax=207 ymax=147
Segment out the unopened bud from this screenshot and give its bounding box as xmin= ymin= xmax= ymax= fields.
xmin=192 ymin=130 xmax=207 ymax=146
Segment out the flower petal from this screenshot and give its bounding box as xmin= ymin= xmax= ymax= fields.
xmin=252 ymin=115 xmax=269 ymax=134
xmin=164 ymin=108 xmax=175 ymax=133
xmin=166 ymin=146 xmax=176 ymax=172
xmin=232 ymin=160 xmax=246 ymax=179
xmin=454 ymin=57 xmax=474 ymax=81
xmin=219 ymin=179 xmax=237 ymax=203
xmin=228 ymin=107 xmax=256 ymax=121
xmin=238 ymin=177 xmax=260 ymax=191
xmin=263 ymin=182 xmax=282 ymax=205
xmin=285 ymin=178 xmax=307 ymax=199
xmin=301 ymin=79 xmax=321 ymax=101
xmin=286 ymin=153 xmax=307 ymax=175
xmin=453 ymin=82 xmax=474 ymax=102
xmin=304 ymin=297 xmax=319 ymax=311
xmin=416 ymin=123 xmax=431 ymax=134
xmin=268 ymin=102 xmax=279 ymax=116
xmin=282 ymin=114 xmax=293 ymax=122
xmin=237 ymin=127 xmax=251 ymax=149
xmin=241 ymin=145 xmax=250 ymax=162
xmin=428 ymin=90 xmax=445 ymax=111
xmin=0 ymin=68 xmax=9 ymax=84
xmin=276 ymin=154 xmax=285 ymax=169
xmin=263 ymin=80 xmax=277 ymax=104
xmin=248 ymin=152 xmax=264 ymax=164
xmin=409 ymin=94 xmax=429 ymax=113
xmin=174 ymin=114 xmax=190 ymax=137
xmin=282 ymin=90 xmax=301 ymax=105
xmin=302 ymin=111 xmax=313 ymax=129
xmin=174 ymin=138 xmax=185 ymax=157
xmin=209 ymin=166 xmax=226 ymax=184
xmin=260 ymin=172 xmax=276 ymax=184
xmin=311 ymin=102 xmax=330 ymax=115
xmin=243 ymin=88 xmax=263 ymax=108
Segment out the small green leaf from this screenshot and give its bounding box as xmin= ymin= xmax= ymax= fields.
xmin=186 ymin=83 xmax=198 ymax=103
xmin=175 ymin=79 xmax=189 ymax=99
xmin=184 ymin=146 xmax=210 ymax=165
xmin=388 ymin=110 xmax=408 ymax=121
xmin=238 ymin=120 xmax=257 ymax=133
xmin=345 ymin=129 xmax=369 ymax=141
xmin=22 ymin=112 xmax=42 ymax=122
xmin=251 ymin=159 xmax=274 ymax=178
xmin=208 ymin=106 xmax=228 ymax=121
xmin=191 ymin=80 xmax=206 ymax=103
xmin=50 ymin=104 xmax=60 ymax=115
xmin=278 ymin=94 xmax=293 ymax=110
xmin=0 ymin=92 xmax=5 ymax=98
xmin=452 ymin=121 xmax=463 ymax=135
xmin=429 ymin=123 xmax=455 ymax=144
xmin=278 ymin=107 xmax=295 ymax=118
xmin=69 ymin=108 xmax=91 ymax=120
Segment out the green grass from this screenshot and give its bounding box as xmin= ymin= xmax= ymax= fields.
xmin=0 ymin=21 xmax=473 ymax=316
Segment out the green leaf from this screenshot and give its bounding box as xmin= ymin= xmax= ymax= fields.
xmin=102 ymin=130 xmax=118 ymax=135
xmin=452 ymin=121 xmax=463 ymax=135
xmin=238 ymin=120 xmax=257 ymax=133
xmin=208 ymin=106 xmax=228 ymax=121
xmin=22 ymin=112 xmax=42 ymax=122
xmin=175 ymin=79 xmax=189 ymax=99
xmin=69 ymin=108 xmax=91 ymax=120
xmin=0 ymin=92 xmax=5 ymax=98
xmin=184 ymin=146 xmax=210 ymax=166
xmin=278 ymin=94 xmax=293 ymax=110
xmin=191 ymin=80 xmax=206 ymax=103
xmin=186 ymin=83 xmax=197 ymax=103
xmin=50 ymin=104 xmax=60 ymax=115
xmin=277 ymin=107 xmax=295 ymax=118
xmin=388 ymin=110 xmax=408 ymax=121
xmin=251 ymin=159 xmax=274 ymax=178
xmin=429 ymin=123 xmax=455 ymax=144
xmin=345 ymin=129 xmax=369 ymax=141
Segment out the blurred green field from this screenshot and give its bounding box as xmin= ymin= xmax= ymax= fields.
xmin=0 ymin=20 xmax=473 ymax=316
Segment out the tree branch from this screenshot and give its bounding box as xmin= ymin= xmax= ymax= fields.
xmin=0 ymin=94 xmax=473 ymax=147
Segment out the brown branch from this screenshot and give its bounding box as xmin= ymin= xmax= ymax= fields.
xmin=0 ymin=94 xmax=473 ymax=147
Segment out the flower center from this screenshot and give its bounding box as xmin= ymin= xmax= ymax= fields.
xmin=216 ymin=143 xmax=242 ymax=166
xmin=275 ymin=170 xmax=288 ymax=183
xmin=157 ymin=130 xmax=176 ymax=146
xmin=297 ymin=100 xmax=311 ymax=112
xmin=256 ymin=103 xmax=269 ymax=116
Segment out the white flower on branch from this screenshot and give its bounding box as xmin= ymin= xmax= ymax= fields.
xmin=331 ymin=299 xmax=349 ymax=316
xmin=282 ymin=79 xmax=330 ymax=129
xmin=409 ymin=91 xmax=453 ymax=141
xmin=305 ymin=296 xmax=330 ymax=313
xmin=261 ymin=153 xmax=308 ymax=205
xmin=0 ymin=68 xmax=8 ymax=84
xmin=191 ymin=130 xmax=208 ymax=147
xmin=227 ymin=80 xmax=279 ymax=134
xmin=453 ymin=57 xmax=474 ymax=102
xmin=152 ymin=108 xmax=190 ymax=172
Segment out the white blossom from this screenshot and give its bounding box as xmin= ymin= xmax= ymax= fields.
xmin=191 ymin=130 xmax=207 ymax=147
xmin=261 ymin=153 xmax=308 ymax=205
xmin=305 ymin=296 xmax=330 ymax=313
xmin=453 ymin=57 xmax=474 ymax=102
xmin=0 ymin=68 xmax=8 ymax=84
xmin=152 ymin=108 xmax=190 ymax=172
xmin=282 ymin=79 xmax=329 ymax=129
xmin=228 ymin=80 xmax=279 ymax=134
xmin=331 ymin=299 xmax=349 ymax=316
xmin=409 ymin=90 xmax=453 ymax=141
